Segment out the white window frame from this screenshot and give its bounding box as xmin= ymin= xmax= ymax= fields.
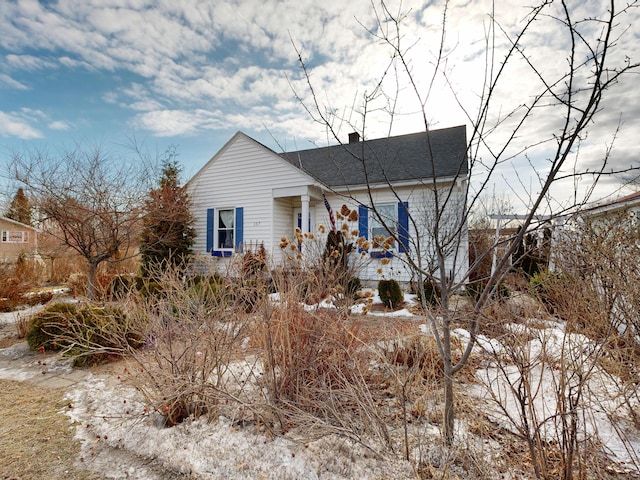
xmin=369 ymin=204 xmax=397 ymax=251
xmin=1 ymin=231 xmax=28 ymax=243
xmin=215 ymin=208 xmax=235 ymax=252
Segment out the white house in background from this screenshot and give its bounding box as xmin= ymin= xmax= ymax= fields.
xmin=578 ymin=190 xmax=640 ymax=224
xmin=187 ymin=126 xmax=469 ymax=284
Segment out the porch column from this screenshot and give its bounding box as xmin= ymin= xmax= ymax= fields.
xmin=301 ymin=194 xmax=310 ymax=236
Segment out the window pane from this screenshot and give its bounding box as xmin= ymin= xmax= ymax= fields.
xmin=370 ymin=204 xmax=397 ymax=247
xmin=218 ymin=209 xmax=234 ymax=249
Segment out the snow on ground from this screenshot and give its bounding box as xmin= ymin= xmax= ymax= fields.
xmin=468 ymin=322 xmax=640 ymax=471
xmin=269 ymin=288 xmax=418 ymax=318
xmin=452 ymin=328 xmax=505 ymax=355
xmin=0 ymin=304 xmax=45 ymax=326
xmin=51 ymin=289 xmax=423 ymax=479
xmin=0 ymin=286 xmax=73 ymax=326
xmin=64 ymin=377 xmax=415 ymax=479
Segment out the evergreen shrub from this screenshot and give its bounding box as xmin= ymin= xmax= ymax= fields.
xmin=378 ymin=279 xmax=403 ymax=309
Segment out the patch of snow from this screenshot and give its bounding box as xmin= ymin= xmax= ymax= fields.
xmin=268 ymin=292 xmax=280 ymax=303
xmin=65 ymin=377 xmax=415 ymax=479
xmin=349 ymin=303 xmax=367 ymax=315
xmin=24 ymin=286 xmax=70 ymax=297
xmin=0 ymin=304 xmax=45 ymax=325
xmin=452 ymin=328 xmax=504 ymax=355
xmin=367 ymin=308 xmax=414 ymax=318
xmin=473 ymin=320 xmax=640 ymax=472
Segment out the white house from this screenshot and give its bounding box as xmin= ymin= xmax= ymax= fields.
xmin=578 ymin=190 xmax=640 ymax=225
xmin=187 ymin=126 xmax=469 ymax=285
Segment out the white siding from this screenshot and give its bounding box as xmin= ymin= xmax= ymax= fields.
xmin=323 ymin=184 xmax=468 ymax=286
xmin=189 ymin=134 xmax=315 ymax=268
xmin=272 ymin=197 xmax=294 ymax=264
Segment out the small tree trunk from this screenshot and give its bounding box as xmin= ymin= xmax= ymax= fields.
xmin=442 ymin=320 xmax=455 ymax=445
xmin=49 ymin=258 xmax=55 ymax=283
xmin=87 ymin=261 xmax=98 ymax=300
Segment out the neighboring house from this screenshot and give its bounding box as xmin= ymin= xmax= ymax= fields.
xmin=187 ymin=126 xmax=469 ymax=284
xmin=549 ymin=191 xmax=640 ymax=271
xmin=0 ymin=216 xmax=39 ymax=263
xmin=578 ymin=190 xmax=640 ymax=225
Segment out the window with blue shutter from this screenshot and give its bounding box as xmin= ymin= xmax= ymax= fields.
xmin=235 ymin=207 xmax=244 ymax=251
xmin=359 ymin=202 xmax=410 ymax=257
xmin=207 ymin=207 xmax=244 ymax=257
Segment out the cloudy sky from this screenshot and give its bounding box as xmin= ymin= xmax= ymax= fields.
xmin=1 ymin=0 xmax=638 ymax=213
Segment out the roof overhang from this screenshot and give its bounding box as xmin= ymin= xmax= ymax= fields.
xmin=326 ymin=174 xmax=467 ymax=194
xmin=272 ymin=184 xmax=324 ymax=200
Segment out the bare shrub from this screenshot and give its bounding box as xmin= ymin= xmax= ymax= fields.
xmin=258 ymin=302 xmax=359 ymax=403
xmin=15 ymin=313 xmax=30 ymax=338
xmin=0 ymin=261 xmax=35 ymax=312
xmin=279 ymin=215 xmax=368 ymax=314
xmin=124 ymin=265 xmax=259 ymax=427
xmin=249 ymin=259 xmax=396 ymax=454
xmin=477 ymin=215 xmax=640 ymax=479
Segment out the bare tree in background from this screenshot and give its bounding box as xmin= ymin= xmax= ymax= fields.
xmin=11 ymin=145 xmax=149 ymax=300
xmin=294 ymin=0 xmax=640 ymax=444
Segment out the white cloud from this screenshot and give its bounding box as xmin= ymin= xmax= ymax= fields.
xmin=48 ymin=120 xmax=72 ymax=131
xmin=133 ymin=109 xmax=218 ymax=137
xmin=58 ymin=56 xmax=95 ymax=70
xmin=5 ymin=54 xmax=57 ymax=71
xmin=0 ymin=111 xmax=43 ymax=139
xmin=0 ymin=74 xmax=28 ymax=90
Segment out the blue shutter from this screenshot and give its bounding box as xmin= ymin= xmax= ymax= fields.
xmin=398 ymin=201 xmax=410 ymax=253
xmin=235 ymin=207 xmax=244 ymax=252
xmin=358 ymin=205 xmax=368 ymax=252
xmin=206 ymin=208 xmax=215 ymax=254
xmin=358 ymin=205 xmax=368 ymax=239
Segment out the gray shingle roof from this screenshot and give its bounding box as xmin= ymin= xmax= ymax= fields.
xmin=280 ymin=125 xmax=468 ymax=188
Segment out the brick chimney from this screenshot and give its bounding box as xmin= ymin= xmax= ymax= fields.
xmin=348 ymin=132 xmax=360 ymax=143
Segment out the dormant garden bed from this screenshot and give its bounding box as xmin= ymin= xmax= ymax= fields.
xmin=2 ymin=279 xmax=639 ymax=479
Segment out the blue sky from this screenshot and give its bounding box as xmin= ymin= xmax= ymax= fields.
xmin=1 ymin=0 xmax=639 ymax=213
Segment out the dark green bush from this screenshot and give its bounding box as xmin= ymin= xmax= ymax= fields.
xmin=378 ymin=279 xmax=403 ymax=309
xmin=26 ymin=303 xmax=78 ymax=351
xmin=26 ymin=302 xmax=144 ymax=366
xmin=417 ymin=279 xmax=442 ymax=307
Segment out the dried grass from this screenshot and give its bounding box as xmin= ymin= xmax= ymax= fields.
xmin=0 ymin=379 xmax=105 ymax=480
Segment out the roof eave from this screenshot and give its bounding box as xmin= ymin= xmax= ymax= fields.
xmin=325 ymin=174 xmax=467 ymax=193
